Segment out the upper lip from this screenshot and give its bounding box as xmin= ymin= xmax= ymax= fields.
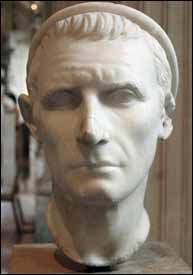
xmin=70 ymin=161 xmax=121 ymax=169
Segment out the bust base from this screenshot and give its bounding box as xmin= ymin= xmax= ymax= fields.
xmin=9 ymin=242 xmax=192 ymax=274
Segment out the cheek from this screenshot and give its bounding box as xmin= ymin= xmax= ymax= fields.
xmin=130 ymin=101 xmax=161 ymax=141
xmin=118 ymin=101 xmax=162 ymax=160
xmin=34 ymin=106 xmax=77 ymax=146
xmin=123 ymin=102 xmax=162 ymax=176
xmin=33 ymin=107 xmax=80 ymax=174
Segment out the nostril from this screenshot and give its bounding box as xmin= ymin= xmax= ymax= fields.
xmin=77 ymin=131 xmax=98 ymax=145
xmin=98 ymin=139 xmax=108 ymax=145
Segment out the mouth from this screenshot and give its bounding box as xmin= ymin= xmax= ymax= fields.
xmin=70 ymin=161 xmax=121 ymax=170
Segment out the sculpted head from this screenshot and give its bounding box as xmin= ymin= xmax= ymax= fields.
xmin=19 ymin=5 xmax=178 ymax=207
xmin=18 ymin=3 xmax=179 ymax=266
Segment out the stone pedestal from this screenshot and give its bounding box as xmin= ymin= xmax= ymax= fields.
xmin=10 ymin=242 xmax=192 ymax=274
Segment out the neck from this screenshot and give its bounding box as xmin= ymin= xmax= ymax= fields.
xmin=47 ymin=178 xmax=150 ymax=267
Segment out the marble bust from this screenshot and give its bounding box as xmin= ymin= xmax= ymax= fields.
xmin=19 ymin=2 xmax=179 ymax=267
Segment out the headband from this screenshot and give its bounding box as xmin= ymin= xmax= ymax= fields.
xmin=27 ymin=2 xmax=179 ymax=98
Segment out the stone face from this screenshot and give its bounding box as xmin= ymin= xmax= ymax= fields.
xmin=18 ymin=2 xmax=179 ymax=267
xmin=10 ymin=242 xmax=192 ymax=274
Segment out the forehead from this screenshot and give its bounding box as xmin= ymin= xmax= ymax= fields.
xmin=36 ymin=37 xmax=157 ymax=93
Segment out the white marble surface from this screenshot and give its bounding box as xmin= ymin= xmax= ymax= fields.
xmin=19 ymin=2 xmax=179 ymax=267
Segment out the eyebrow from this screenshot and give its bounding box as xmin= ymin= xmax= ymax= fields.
xmin=41 ymin=66 xmax=146 ymax=101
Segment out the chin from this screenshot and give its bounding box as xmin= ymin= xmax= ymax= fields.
xmin=65 ymin=178 xmax=132 ymax=207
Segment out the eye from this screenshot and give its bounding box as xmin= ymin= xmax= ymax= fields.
xmin=104 ymin=88 xmax=137 ymax=107
xmin=42 ymin=89 xmax=81 ymax=110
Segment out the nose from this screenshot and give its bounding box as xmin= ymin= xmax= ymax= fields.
xmin=76 ymin=96 xmax=109 ymax=147
xmin=77 ymin=116 xmax=109 ymax=146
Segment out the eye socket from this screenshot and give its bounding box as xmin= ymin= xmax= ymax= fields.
xmin=42 ymin=89 xmax=81 ymax=110
xmin=103 ymin=88 xmax=137 ymax=107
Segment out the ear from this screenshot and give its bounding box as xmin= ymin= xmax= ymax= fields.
xmin=159 ymin=114 xmax=173 ymax=140
xmin=18 ymin=94 xmax=41 ymax=143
